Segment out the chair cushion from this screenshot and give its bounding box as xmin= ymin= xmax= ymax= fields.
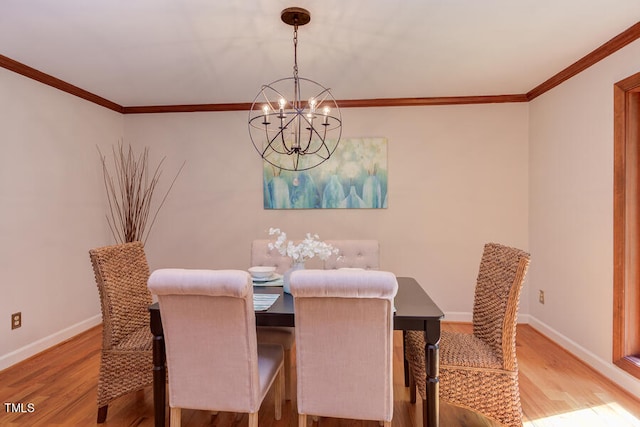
xmin=405 ymin=330 xmax=502 ymax=372
xmin=114 ymin=325 xmax=153 ymax=352
xmin=256 ymin=327 xmax=295 ymax=349
xmin=440 ymin=330 xmax=502 ymax=369
xmin=257 ymin=344 xmax=284 ymax=401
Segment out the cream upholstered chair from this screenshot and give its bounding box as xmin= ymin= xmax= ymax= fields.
xmin=88 ymin=241 xmax=153 ymax=423
xmin=251 ymin=239 xmax=293 ymax=274
xmin=321 ymin=239 xmax=393 ymax=387
xmin=323 ymin=239 xmax=380 ymax=270
xmin=147 ymin=268 xmax=284 ymax=427
xmin=405 ymin=243 xmax=531 ymax=427
xmin=251 ymin=239 xmax=296 ymax=400
xmin=290 ymin=269 xmax=397 ymax=427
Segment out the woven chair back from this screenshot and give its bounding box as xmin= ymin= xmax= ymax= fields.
xmin=472 ymin=243 xmax=530 ymax=370
xmin=89 ymin=241 xmax=152 ymax=350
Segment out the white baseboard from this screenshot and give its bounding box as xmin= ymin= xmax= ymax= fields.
xmin=524 ymin=317 xmax=640 ymax=399
xmin=442 ymin=311 xmax=472 ymax=322
xmin=443 ymin=312 xmax=640 ymax=399
xmin=3 ymin=312 xmax=639 ymax=399
xmin=0 ymin=315 xmax=102 ymax=372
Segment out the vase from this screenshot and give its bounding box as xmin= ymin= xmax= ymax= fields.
xmin=283 ymin=262 xmax=305 ymax=294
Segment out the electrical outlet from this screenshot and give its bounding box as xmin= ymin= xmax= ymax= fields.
xmin=538 ymin=290 xmax=545 ymax=304
xmin=11 ymin=312 xmax=21 ymax=330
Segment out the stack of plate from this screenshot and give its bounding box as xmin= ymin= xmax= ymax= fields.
xmin=248 ymin=266 xmax=283 ymax=286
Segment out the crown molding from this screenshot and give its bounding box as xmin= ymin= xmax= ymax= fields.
xmin=122 ymin=94 xmax=528 ymax=114
xmin=0 ymin=54 xmax=123 ymax=113
xmin=527 ymin=21 xmax=640 ymax=101
xmin=1 ymin=21 xmax=639 ymax=112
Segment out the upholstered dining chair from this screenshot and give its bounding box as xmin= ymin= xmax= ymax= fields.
xmin=322 ymin=239 xmax=395 ymax=388
xmin=323 ymin=239 xmax=380 ymax=270
xmin=405 ymin=242 xmax=531 ymax=427
xmin=88 ymin=241 xmax=153 ymax=423
xmin=251 ymin=239 xmax=293 ymax=274
xmin=147 ymin=268 xmax=284 ymax=427
xmin=290 ymin=269 xmax=397 ymax=427
xmin=251 ymin=239 xmax=296 ymax=400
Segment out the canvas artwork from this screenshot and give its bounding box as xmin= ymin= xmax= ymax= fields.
xmin=263 ymin=137 xmax=388 ymax=209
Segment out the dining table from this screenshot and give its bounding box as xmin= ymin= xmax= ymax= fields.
xmin=148 ymin=276 xmax=444 ymax=427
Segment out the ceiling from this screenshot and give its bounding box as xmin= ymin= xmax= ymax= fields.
xmin=1 ymin=0 xmax=639 ymax=108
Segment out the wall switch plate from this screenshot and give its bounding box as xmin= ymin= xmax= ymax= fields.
xmin=11 ymin=312 xmax=21 ymax=329
xmin=538 ymin=290 xmax=545 ymax=304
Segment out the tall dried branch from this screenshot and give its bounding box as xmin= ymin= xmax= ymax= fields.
xmin=98 ymin=142 xmax=184 ymax=244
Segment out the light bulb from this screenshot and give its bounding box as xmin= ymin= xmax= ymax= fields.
xmin=323 ymin=106 xmax=330 ymax=124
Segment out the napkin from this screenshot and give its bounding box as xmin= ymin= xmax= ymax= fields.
xmin=253 ymin=293 xmax=280 ymax=311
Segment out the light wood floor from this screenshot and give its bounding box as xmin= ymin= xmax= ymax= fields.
xmin=1 ymin=323 xmax=639 ymax=426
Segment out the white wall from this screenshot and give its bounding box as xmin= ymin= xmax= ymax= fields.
xmin=0 ymin=64 xmax=529 ymax=371
xmin=0 ymin=68 xmax=123 ymax=369
xmin=4 ymin=37 xmax=639 ymax=399
xmin=124 ymin=103 xmax=530 ymax=318
xmin=528 ymin=38 xmax=640 ymax=396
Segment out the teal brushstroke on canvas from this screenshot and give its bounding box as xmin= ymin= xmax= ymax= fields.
xmin=290 ymin=172 xmax=321 ymax=208
xmin=268 ymin=176 xmax=291 ymax=209
xmin=340 ymin=186 xmax=366 ymax=208
xmin=362 ymin=174 xmax=382 ymax=208
xmin=263 ymin=138 xmax=388 ymax=210
xmin=322 ymin=175 xmax=345 ymax=208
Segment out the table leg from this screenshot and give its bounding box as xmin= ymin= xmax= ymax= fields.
xmin=152 ymin=334 xmax=166 ymax=427
xmin=150 ymin=308 xmax=166 ymax=427
xmin=403 ymin=330 xmax=410 ymax=387
xmin=423 ymin=320 xmax=440 ymax=427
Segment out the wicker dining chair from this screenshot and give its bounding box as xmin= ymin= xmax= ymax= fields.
xmin=405 ymin=242 xmax=530 ymax=427
xmin=89 ymin=241 xmax=153 ymax=423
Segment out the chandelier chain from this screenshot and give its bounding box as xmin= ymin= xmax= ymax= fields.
xmin=293 ymin=22 xmax=299 ymax=79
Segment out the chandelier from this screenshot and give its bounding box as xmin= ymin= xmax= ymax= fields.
xmin=248 ymin=7 xmax=342 ymax=172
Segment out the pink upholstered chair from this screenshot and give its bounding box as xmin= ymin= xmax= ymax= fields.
xmin=147 ymin=269 xmax=284 ymax=427
xmin=251 ymin=239 xmax=293 ymax=274
xmin=323 ymin=240 xmax=380 ymax=270
xmin=290 ymin=269 xmax=397 ymax=427
xmin=251 ymin=239 xmax=296 ymax=400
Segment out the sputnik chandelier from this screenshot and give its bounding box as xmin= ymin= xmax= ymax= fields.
xmin=248 ymin=7 xmax=342 ymax=172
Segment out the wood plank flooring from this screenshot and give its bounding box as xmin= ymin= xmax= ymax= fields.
xmin=1 ymin=323 xmax=639 ymax=426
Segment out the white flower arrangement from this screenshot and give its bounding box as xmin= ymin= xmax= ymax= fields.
xmin=268 ymin=228 xmax=338 ymax=263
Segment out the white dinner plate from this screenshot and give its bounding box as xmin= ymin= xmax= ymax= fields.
xmin=252 ymin=273 xmax=283 ymax=286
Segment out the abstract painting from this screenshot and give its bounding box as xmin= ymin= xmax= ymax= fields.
xmin=263 ymin=137 xmax=388 ymax=209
